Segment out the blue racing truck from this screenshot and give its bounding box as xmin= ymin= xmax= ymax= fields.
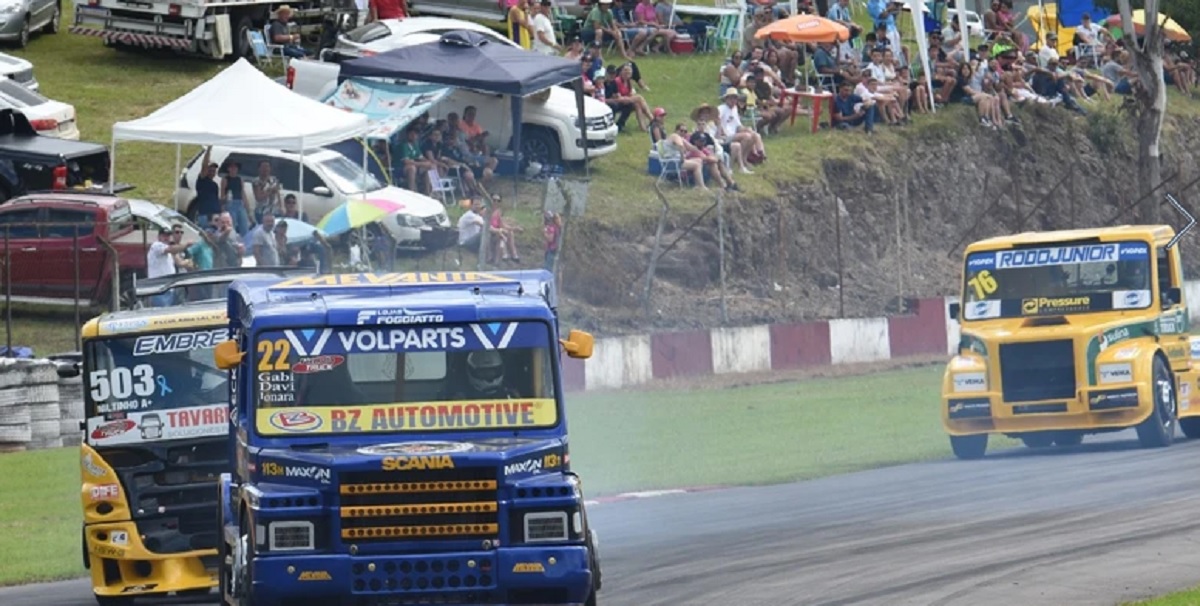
xmin=212 ymin=270 xmax=602 ymax=606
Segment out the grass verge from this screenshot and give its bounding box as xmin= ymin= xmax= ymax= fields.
xmin=1125 ymin=588 xmax=1200 ymax=606
xmin=0 ymin=364 xmax=1006 ymax=585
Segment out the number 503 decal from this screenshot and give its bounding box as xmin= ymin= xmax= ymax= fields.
xmin=89 ymin=365 xmax=155 ymax=402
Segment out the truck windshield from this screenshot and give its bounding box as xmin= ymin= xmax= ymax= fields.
xmin=962 ymin=240 xmax=1153 ymax=320
xmin=252 ymin=321 xmax=559 ymax=437
xmin=83 ymin=327 xmax=229 ymax=446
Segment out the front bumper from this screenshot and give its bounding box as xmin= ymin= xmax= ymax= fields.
xmin=252 ymin=547 xmax=592 ymax=606
xmin=943 ymin=384 xmax=1152 ymax=435
xmin=86 ymin=521 xmax=217 ymax=598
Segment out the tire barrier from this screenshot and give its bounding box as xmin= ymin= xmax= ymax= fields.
xmin=0 ymin=359 xmax=80 ymax=452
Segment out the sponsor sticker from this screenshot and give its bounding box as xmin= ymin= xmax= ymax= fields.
xmin=267 ymin=410 xmax=324 ymax=433
xmin=1159 ymin=316 xmax=1182 ymax=335
xmin=1098 ymin=363 xmax=1132 ymax=383
xmin=86 ymin=404 xmax=228 ymax=446
xmin=82 ymin=453 xmax=106 ymax=478
xmin=111 ymin=531 xmax=129 ymax=546
xmin=94 ymin=544 xmax=124 ymax=558
xmin=261 ymin=461 xmax=331 ymax=484
xmin=258 ymin=371 xmax=296 ymax=405
xmin=952 ymin=372 xmax=986 ymax=393
xmin=1099 ymin=327 xmax=1132 ymax=351
xmin=1088 ymin=388 xmax=1140 ymax=410
xmin=947 ymin=398 xmax=991 ymax=419
xmin=965 ymin=300 xmax=1001 ymax=321
xmin=271 ymin=272 xmax=517 ymax=289
xmin=257 ymin=400 xmax=557 ymax=436
xmin=382 ymin=455 xmax=456 ymax=471
xmin=356 ymin=308 xmax=446 ymax=326
xmin=292 ymin=355 xmax=345 ymax=375
xmin=1191 ymin=337 xmax=1200 ymax=358
xmin=504 ymin=453 xmax=563 ymax=477
xmin=1021 ymin=296 xmax=1091 ymax=316
xmin=1112 ymin=290 xmax=1151 ymax=310
xmin=1181 ymin=381 xmax=1191 ymax=411
xmin=996 ymin=244 xmax=1119 ymax=269
xmin=1114 ymin=347 xmax=1140 ymax=360
xmin=132 ymin=329 xmax=226 ymax=356
xmin=120 ymin=584 xmax=157 ymax=593
xmin=90 ymin=484 xmax=120 ymax=502
xmin=90 ymin=420 xmax=137 ymax=441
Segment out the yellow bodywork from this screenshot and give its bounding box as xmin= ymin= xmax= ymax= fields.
xmin=80 ymin=305 xmax=229 ymax=599
xmin=943 ymin=225 xmax=1200 ymax=439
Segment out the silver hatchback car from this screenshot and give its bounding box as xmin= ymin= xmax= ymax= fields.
xmin=0 ymin=0 xmax=59 ymax=48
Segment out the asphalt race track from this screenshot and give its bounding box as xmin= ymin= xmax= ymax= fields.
xmin=5 ymin=431 xmax=1200 ymax=606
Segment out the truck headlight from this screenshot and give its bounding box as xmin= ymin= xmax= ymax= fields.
xmin=951 ymin=372 xmax=987 ymax=393
xmin=1098 ymin=363 xmax=1133 ymax=384
xmin=395 ymin=214 xmax=424 ymax=228
xmin=268 ymin=521 xmax=315 ymax=551
xmin=523 ymin=512 xmax=568 ymax=543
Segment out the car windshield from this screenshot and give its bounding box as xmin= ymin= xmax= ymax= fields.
xmin=344 ymin=22 xmax=391 ymax=44
xmin=318 ymin=155 xmax=383 ymax=194
xmin=961 ymin=240 xmax=1153 ymax=320
xmin=252 ymin=321 xmax=559 ymax=436
xmin=84 ymin=328 xmax=229 ymax=446
xmin=0 ymin=79 xmax=45 ymax=106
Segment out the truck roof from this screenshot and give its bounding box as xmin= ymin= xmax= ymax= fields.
xmin=82 ymin=301 xmax=229 ymax=339
xmin=967 ymin=225 xmax=1176 ymax=251
xmin=229 ymin=270 xmax=559 ymax=328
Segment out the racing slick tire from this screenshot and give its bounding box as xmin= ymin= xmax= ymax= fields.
xmin=1136 ymin=356 xmax=1177 ymax=448
xmin=1019 ymin=432 xmax=1055 ymax=448
xmin=1181 ymin=418 xmax=1200 ymax=439
xmin=1052 ymin=431 xmax=1083 ymax=447
xmin=950 ymin=434 xmax=987 ymax=460
xmin=94 ymin=595 xmax=133 ymax=606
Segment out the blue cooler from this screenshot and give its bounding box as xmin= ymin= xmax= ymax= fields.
xmin=495 ymin=150 xmax=526 ymax=176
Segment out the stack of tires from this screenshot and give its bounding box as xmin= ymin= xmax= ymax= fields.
xmin=58 ymin=368 xmax=84 ymax=446
xmin=0 ymin=362 xmax=30 ymax=452
xmin=25 ymin=362 xmax=62 ymax=450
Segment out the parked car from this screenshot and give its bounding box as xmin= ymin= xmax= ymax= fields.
xmin=174 ymin=146 xmax=454 ymax=249
xmin=0 ymin=193 xmax=147 ymax=307
xmin=0 ymin=51 xmax=37 ymax=88
xmin=0 ymin=109 xmax=130 ymax=203
xmin=293 ymin=16 xmax=618 ymax=166
xmin=0 ymin=0 xmax=59 ymax=48
xmin=0 ymin=78 xmax=77 ymax=139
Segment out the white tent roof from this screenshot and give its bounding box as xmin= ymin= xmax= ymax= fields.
xmin=112 ymin=58 xmax=370 ymax=149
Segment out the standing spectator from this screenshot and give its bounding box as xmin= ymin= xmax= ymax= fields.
xmin=220 ymin=161 xmax=250 ymax=235
xmin=368 ymin=0 xmax=406 ymax=22
xmin=274 ymin=221 xmax=299 ymax=267
xmin=457 ymin=199 xmax=485 ymax=258
xmin=831 ymin=81 xmax=877 ymax=133
xmin=281 ymin=194 xmax=309 ymax=223
xmin=826 ymin=0 xmax=860 ymax=41
xmin=582 ymin=0 xmax=634 ymax=60
xmin=146 ymin=228 xmax=177 ymax=306
xmin=542 ymin=210 xmax=562 ymax=271
xmin=253 ymin=213 xmax=281 ymax=267
xmin=252 ymin=160 xmax=283 ymax=224
xmin=190 ymin=147 xmax=221 ymax=229
xmin=507 ymin=0 xmax=533 ymax=49
xmin=717 ymin=89 xmax=764 ymax=173
xmin=488 ymin=196 xmax=521 ymax=264
xmin=268 ymin=6 xmax=310 ymax=58
xmin=213 ymin=212 xmax=245 ymax=269
xmin=530 ymin=0 xmax=560 ymax=55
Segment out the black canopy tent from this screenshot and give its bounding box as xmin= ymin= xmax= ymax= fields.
xmin=339 ymin=30 xmax=589 ymax=196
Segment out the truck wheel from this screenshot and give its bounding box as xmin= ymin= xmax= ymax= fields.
xmin=1019 ymin=432 xmax=1054 ymax=448
xmin=233 ymin=16 xmax=254 ymax=62
xmin=16 ymin=16 xmax=29 ymax=48
xmin=1053 ymin=432 xmax=1083 ymax=447
xmin=521 ymin=126 xmax=562 ymax=167
xmin=94 ymin=596 xmax=133 ymax=606
xmin=1135 ymin=356 xmax=1177 ymax=448
xmin=1181 ymin=418 xmax=1200 ymax=439
xmin=950 ymin=434 xmax=987 ymax=459
xmin=45 ymin=3 xmax=59 ymax=34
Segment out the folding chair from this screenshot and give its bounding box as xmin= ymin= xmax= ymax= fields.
xmin=703 ymin=13 xmax=740 ymax=53
xmin=427 ymin=167 xmax=458 ymax=205
xmin=247 ymin=30 xmax=286 ymax=69
xmin=654 ymin=141 xmax=687 ymax=188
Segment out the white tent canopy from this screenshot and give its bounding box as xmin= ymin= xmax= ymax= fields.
xmin=112 ymin=58 xmax=370 ymax=149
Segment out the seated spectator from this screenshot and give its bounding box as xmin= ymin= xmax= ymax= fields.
xmin=814 ymin=42 xmax=855 ymax=88
xmin=564 ymin=36 xmax=586 ymax=60
xmin=1163 ymin=50 xmax=1195 ymax=96
xmin=960 ymin=61 xmax=1003 ymax=129
xmin=582 ymin=0 xmax=634 ymax=60
xmin=685 ymin=125 xmax=739 ymax=191
xmin=720 ymin=51 xmax=744 ymax=97
xmin=394 ymin=127 xmax=434 ymax=194
xmin=615 ymin=0 xmax=654 ymax=56
xmin=487 ymin=196 xmax=522 ymax=264
xmin=751 ymin=78 xmax=788 ymax=134
xmin=691 ymin=102 xmax=736 ymax=173
xmin=608 ymin=63 xmax=654 ymax=130
xmin=1003 ymin=56 xmax=1053 ymax=105
xmin=991 ymin=0 xmax=1026 ymax=52
xmin=1029 ymin=57 xmax=1087 ymax=114
xmin=430 ymin=124 xmax=484 ymax=197
xmin=657 ymin=124 xmax=708 ymax=189
xmin=281 ymin=193 xmax=310 ymax=222
xmin=870 ymin=48 xmax=911 ymax=122
xmin=854 ymin=77 xmax=902 ymax=126
xmin=1062 ymin=54 xmax=1112 ymax=101
xmin=448 ymin=110 xmax=499 ymax=186
xmin=1072 ymin=12 xmax=1110 ymax=64
xmin=831 ymin=81 xmax=877 ymax=133
xmin=826 ymin=0 xmax=860 ymax=40
xmin=1101 ymin=50 xmax=1136 ymax=95
xmin=649 ymin=106 xmax=668 ymax=144
xmin=581 ymin=56 xmax=598 ymax=95
xmin=1037 ymin=33 xmax=1059 ymax=68
xmin=716 ymin=89 xmax=765 ymax=173
xmin=268 ymin=6 xmax=311 ymax=58
xmin=457 ymin=199 xmax=485 ymax=259
xmin=619 ymin=60 xmax=651 ymax=92
xmin=635 ymin=0 xmax=676 ymax=54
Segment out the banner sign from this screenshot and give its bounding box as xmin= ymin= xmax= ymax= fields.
xmin=322 ymin=79 xmax=451 ymax=142
xmin=256 ymin=399 xmax=557 ymax=435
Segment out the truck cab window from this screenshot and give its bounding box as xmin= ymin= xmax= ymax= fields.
xmin=42 ymin=208 xmax=96 ymax=239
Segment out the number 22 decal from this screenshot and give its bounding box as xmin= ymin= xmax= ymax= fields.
xmin=968 ymin=269 xmax=998 ymax=300
xmin=89 ymin=365 xmax=155 ymax=402
xmin=257 ymin=339 xmax=292 ymax=372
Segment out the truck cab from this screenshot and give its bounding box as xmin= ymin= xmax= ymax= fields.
xmin=213 ymin=270 xmax=601 ymax=606
xmin=944 ymin=226 xmax=1200 ymax=459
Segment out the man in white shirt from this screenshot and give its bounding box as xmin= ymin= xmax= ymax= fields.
xmin=146 ymin=228 xmax=177 ymax=307
xmin=530 ymin=0 xmax=560 ymax=55
xmin=1073 ymin=12 xmax=1109 ymax=65
xmin=1038 ymin=33 xmax=1060 ymax=68
xmin=457 ymin=200 xmax=485 ymax=253
xmin=716 ymin=89 xmax=763 ymax=174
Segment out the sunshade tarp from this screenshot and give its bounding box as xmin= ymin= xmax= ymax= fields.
xmin=322 ymin=79 xmax=452 ymax=142
xmin=338 ymin=30 xmax=581 ymax=97
xmin=112 ymin=58 xmax=370 ymax=149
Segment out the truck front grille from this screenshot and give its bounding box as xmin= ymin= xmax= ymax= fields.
xmin=999 ymin=340 xmax=1077 ymax=403
xmin=339 ymin=468 xmax=499 ymax=543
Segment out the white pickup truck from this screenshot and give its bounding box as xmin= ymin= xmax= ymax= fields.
xmin=285 ymin=19 xmax=618 ymax=166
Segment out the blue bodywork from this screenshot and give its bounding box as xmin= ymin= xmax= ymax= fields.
xmin=217 ymin=271 xmax=599 ymax=606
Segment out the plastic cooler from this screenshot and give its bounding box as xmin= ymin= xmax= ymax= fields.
xmin=670 ymin=34 xmax=695 ymax=54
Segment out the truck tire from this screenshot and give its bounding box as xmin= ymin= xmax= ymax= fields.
xmin=1180 ymin=418 xmax=1200 ymax=439
xmin=1053 ymin=431 xmax=1083 ymax=447
xmin=1019 ymin=432 xmax=1054 ymax=448
xmin=16 ymin=16 xmax=29 ymax=48
xmin=950 ymin=434 xmax=987 ymax=460
xmin=233 ymin=16 xmax=255 ymax=63
xmin=94 ymin=595 xmax=133 ymax=606
xmin=45 ymin=3 xmax=59 ymax=34
xmin=1135 ymin=356 xmax=1177 ymax=448
xmin=521 ymin=126 xmax=562 ymax=167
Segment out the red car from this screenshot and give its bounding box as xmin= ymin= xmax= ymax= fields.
xmin=0 ymin=192 xmax=197 ymax=308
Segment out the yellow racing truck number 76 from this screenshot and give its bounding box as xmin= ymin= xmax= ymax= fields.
xmin=944 ymin=225 xmax=1200 ymax=459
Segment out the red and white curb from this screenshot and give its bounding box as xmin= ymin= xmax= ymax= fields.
xmin=584 ymin=486 xmax=726 ymax=507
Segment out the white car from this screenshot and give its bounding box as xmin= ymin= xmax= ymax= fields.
xmin=0 ymin=78 xmax=76 ymax=139
xmin=0 ymin=52 xmax=36 ymax=90
xmin=174 ymin=146 xmax=452 ymax=249
xmin=305 ymin=16 xmax=618 ymax=166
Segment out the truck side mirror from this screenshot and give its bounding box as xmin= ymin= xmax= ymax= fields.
xmin=55 ymin=362 xmax=81 ymax=379
xmin=560 ymin=329 xmax=594 ymax=360
xmin=214 ymin=340 xmax=245 ymax=370
xmin=1163 ymin=286 xmax=1182 ymax=307
xmin=948 ymin=303 xmax=960 ymax=320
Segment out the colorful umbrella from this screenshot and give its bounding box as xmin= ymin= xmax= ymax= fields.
xmin=754 ymin=15 xmax=851 ymax=44
xmin=1106 ymin=10 xmax=1191 ymax=43
xmin=275 ymin=218 xmax=326 ymax=245
xmin=316 ymin=198 xmax=407 ymax=237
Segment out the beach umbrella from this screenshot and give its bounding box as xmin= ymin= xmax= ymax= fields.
xmin=755 ymin=14 xmax=851 ymax=44
xmin=1105 ymin=10 xmax=1191 ymax=43
xmin=316 ymin=198 xmax=406 ymax=237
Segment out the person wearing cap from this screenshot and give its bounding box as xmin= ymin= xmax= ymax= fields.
xmin=581 ymin=0 xmax=634 ymax=61
xmin=717 ymin=89 xmax=763 ymax=173
xmin=564 ymin=35 xmax=585 ymax=60
xmin=268 ymin=5 xmax=310 ymax=58
xmin=191 ymin=146 xmax=221 ymax=230
xmin=649 ymin=107 xmax=667 ymax=144
xmin=530 ymin=0 xmax=560 ymax=55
